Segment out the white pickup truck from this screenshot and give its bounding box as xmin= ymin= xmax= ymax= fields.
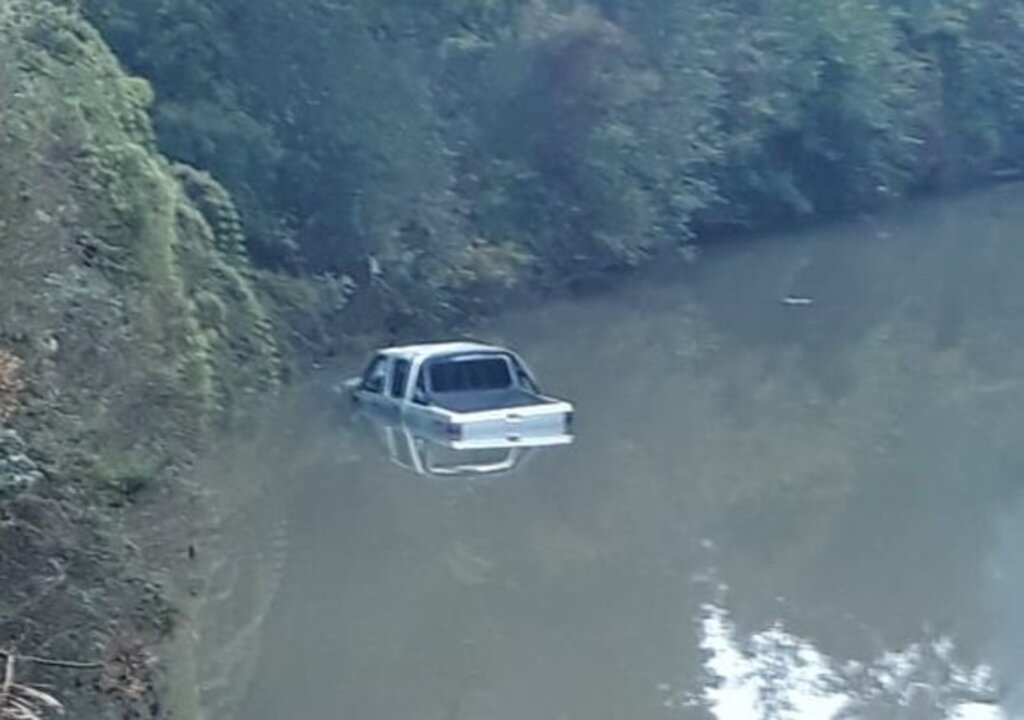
xmin=348 ymin=341 xmax=574 ymax=450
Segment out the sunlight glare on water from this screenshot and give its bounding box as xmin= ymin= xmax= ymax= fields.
xmin=697 ymin=602 xmax=1003 ymax=720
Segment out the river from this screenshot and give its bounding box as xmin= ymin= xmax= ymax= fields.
xmin=200 ymin=185 xmax=1024 ymax=720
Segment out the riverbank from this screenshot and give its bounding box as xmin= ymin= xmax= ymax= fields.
xmin=0 ymin=2 xmax=281 ymax=716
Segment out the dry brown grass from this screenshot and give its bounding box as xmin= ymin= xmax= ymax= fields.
xmin=0 ymin=350 xmax=21 ymax=424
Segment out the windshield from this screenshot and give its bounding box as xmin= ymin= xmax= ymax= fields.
xmin=428 ymin=355 xmax=513 ymax=393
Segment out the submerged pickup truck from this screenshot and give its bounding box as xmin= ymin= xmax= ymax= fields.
xmin=347 ymin=341 xmax=574 ymax=450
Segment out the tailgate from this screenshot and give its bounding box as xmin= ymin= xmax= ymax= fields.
xmin=453 ymin=399 xmax=573 ymax=444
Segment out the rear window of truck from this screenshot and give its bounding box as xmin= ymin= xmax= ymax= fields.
xmin=428 ymin=355 xmax=512 ymax=392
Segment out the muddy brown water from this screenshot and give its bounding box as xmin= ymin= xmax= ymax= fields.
xmin=208 ymin=186 xmax=1024 ymax=719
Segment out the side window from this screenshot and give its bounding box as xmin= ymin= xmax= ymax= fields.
xmin=510 ymin=356 xmax=539 ymax=393
xmin=412 ymin=369 xmax=429 ymax=405
xmin=361 ymin=356 xmax=388 ymax=394
xmin=390 ymin=359 xmax=410 ymax=399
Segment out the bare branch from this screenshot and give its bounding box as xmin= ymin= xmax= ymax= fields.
xmin=18 ymin=657 xmax=100 ymax=671
xmin=1 ymin=653 xmax=13 ymax=697
xmin=0 ymin=652 xmax=67 ymax=719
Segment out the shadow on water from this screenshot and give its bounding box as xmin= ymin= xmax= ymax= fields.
xmin=201 ymin=185 xmax=1024 ymax=719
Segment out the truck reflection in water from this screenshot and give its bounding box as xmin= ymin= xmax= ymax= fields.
xmin=354 ymin=405 xmax=573 ymax=477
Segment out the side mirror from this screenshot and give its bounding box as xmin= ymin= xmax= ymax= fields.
xmin=412 ymin=389 xmax=430 ymax=405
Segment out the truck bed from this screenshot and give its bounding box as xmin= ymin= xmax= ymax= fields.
xmin=430 ymin=388 xmax=554 ymax=414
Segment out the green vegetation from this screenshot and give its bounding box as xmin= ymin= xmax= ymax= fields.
xmin=80 ymin=0 xmax=1024 ymax=309
xmin=0 ymin=3 xmax=280 ymax=715
xmin=0 ymin=0 xmax=281 ymax=474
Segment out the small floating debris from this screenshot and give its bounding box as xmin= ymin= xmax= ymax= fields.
xmin=781 ymin=296 xmax=815 ymax=306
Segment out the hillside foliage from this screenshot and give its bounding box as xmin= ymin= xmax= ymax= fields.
xmin=78 ymin=0 xmax=1024 ymax=307
xmin=0 ymin=0 xmax=281 ymax=486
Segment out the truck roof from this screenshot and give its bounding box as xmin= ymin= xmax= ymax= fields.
xmin=379 ymin=340 xmax=501 ymax=359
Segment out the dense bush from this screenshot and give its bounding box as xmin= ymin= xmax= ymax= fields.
xmin=0 ymin=0 xmax=282 ymax=472
xmin=79 ymin=0 xmax=1024 ymax=318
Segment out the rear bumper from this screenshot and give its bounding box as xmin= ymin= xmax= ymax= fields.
xmin=441 ymin=433 xmax=574 ymax=451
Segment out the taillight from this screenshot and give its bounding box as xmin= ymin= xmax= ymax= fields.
xmin=564 ymin=411 xmax=574 ymax=432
